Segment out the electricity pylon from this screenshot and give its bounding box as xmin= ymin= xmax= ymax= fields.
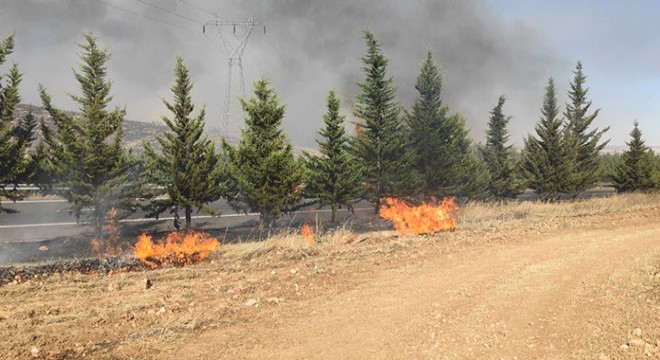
xmin=203 ymin=17 xmax=265 ymax=135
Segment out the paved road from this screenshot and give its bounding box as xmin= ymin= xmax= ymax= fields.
xmin=0 ymin=199 xmax=375 ymax=243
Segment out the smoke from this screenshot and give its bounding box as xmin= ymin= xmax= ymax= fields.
xmin=0 ymin=0 xmax=567 ymax=148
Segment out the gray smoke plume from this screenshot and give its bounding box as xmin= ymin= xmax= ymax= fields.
xmin=1 ymin=0 xmax=567 ymax=148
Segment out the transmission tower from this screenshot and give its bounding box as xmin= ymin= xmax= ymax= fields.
xmin=203 ymin=17 xmax=265 ymax=135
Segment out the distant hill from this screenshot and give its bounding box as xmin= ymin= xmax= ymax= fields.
xmin=14 ymin=104 xmax=315 ymax=155
xmin=15 ymin=104 xmax=168 ymax=152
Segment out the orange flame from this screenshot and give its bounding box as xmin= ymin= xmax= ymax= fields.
xmin=379 ymin=197 xmax=458 ymax=235
xmin=134 ymin=231 xmax=220 ymax=267
xmin=300 ymin=223 xmax=315 ymax=244
xmin=92 ymin=206 xmax=128 ymax=256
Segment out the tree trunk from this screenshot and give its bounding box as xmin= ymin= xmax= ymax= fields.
xmin=331 ymin=205 xmax=337 ymax=223
xmin=185 ymin=206 xmax=192 ymax=231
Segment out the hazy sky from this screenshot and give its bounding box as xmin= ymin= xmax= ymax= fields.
xmin=0 ymin=0 xmax=658 ymax=148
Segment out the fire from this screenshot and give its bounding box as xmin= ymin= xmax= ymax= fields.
xmin=134 ymin=231 xmax=220 ymax=267
xmin=379 ymin=197 xmax=458 ymax=235
xmin=92 ymin=207 xmax=128 ymax=256
xmin=300 ymin=223 xmax=315 ymax=244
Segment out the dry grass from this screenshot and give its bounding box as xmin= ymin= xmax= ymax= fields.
xmin=458 ymin=192 xmax=660 ymax=229
xmin=1 ymin=193 xmax=659 ymax=359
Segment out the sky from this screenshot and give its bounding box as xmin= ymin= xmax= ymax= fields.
xmin=0 ymin=0 xmax=658 ymax=149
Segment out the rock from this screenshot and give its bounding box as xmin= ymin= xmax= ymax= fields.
xmin=644 ymin=343 xmax=655 ymax=356
xmin=244 ymin=298 xmax=259 ymax=307
xmin=38 ymin=246 xmax=48 ymax=252
xmin=30 ymin=346 xmax=39 ymax=358
xmin=290 ymin=268 xmax=298 ymax=274
xmin=629 ymin=339 xmax=645 ymax=347
xmin=620 ymin=344 xmax=629 ymax=350
xmin=598 ymin=354 xmax=610 ymax=360
xmin=266 ymin=297 xmax=284 ymax=304
xmin=632 ymin=328 xmax=643 ymax=337
xmin=143 ymin=278 xmax=153 ymax=290
xmin=157 ymin=306 xmax=166 ymax=315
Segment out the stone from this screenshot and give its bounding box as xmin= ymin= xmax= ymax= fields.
xmin=30 ymin=346 xmax=40 ymax=358
xmin=38 ymin=246 xmax=48 ymax=252
xmin=244 ymin=298 xmax=259 ymax=307
xmin=632 ymin=328 xmax=642 ymax=337
xmin=629 ymin=339 xmax=645 ymax=347
xmin=620 ymin=344 xmax=629 ymax=350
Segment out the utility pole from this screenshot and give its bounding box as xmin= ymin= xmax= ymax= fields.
xmin=203 ymin=17 xmax=265 ymax=135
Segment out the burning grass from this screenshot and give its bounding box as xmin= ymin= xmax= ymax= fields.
xmin=134 ymin=231 xmax=220 ymax=267
xmin=380 ymin=197 xmax=458 ymax=235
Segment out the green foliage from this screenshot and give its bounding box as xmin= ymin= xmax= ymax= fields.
xmin=406 ymin=51 xmax=486 ymax=199
xmin=143 ymin=56 xmax=224 ymax=230
xmin=352 ymin=30 xmax=419 ymax=213
xmin=521 ymin=78 xmax=570 ymax=201
xmin=0 ymin=34 xmax=37 ymax=213
xmin=612 ymin=121 xmax=658 ymax=192
xmin=223 ymin=78 xmax=302 ymax=229
xmin=39 ymin=34 xmax=137 ymax=234
xmin=480 ymin=96 xmax=523 ymax=200
xmin=304 ymin=90 xmax=362 ymax=222
xmin=562 ymin=62 xmax=609 ymax=198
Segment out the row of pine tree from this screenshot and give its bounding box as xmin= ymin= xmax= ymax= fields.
xmin=1 ymin=31 xmax=659 ymax=237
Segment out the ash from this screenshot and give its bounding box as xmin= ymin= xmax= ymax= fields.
xmin=0 ymin=256 xmax=145 ymax=286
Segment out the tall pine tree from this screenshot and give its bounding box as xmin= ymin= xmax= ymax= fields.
xmin=304 ymin=90 xmax=362 ymax=222
xmin=143 ymin=56 xmax=224 ymax=230
xmin=223 ymin=78 xmax=302 ymax=230
xmin=406 ymin=50 xmax=486 ymax=199
xmin=352 ymin=30 xmax=417 ymax=213
xmin=612 ymin=121 xmax=658 ymax=192
xmin=481 ymin=95 xmax=522 ymax=200
xmin=521 ymin=78 xmax=569 ymax=201
xmin=563 ymin=62 xmax=609 ymax=198
xmin=40 ymin=34 xmax=135 ymax=235
xmin=0 ymin=34 xmax=37 ymax=212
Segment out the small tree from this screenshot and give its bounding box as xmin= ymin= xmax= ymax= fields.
xmin=143 ymin=56 xmax=224 ymax=230
xmin=352 ymin=30 xmax=418 ymax=213
xmin=563 ymin=62 xmax=609 ymax=198
xmin=612 ymin=121 xmax=658 ymax=192
xmin=480 ymin=95 xmax=522 ymax=200
xmin=521 ymin=78 xmax=569 ymax=201
xmin=40 ymin=34 xmax=136 ymax=235
xmin=407 ymin=51 xmax=486 ymax=199
xmin=223 ymin=78 xmax=302 ymax=230
xmin=0 ymin=34 xmax=38 ymax=212
xmin=304 ymin=89 xmax=362 ymax=222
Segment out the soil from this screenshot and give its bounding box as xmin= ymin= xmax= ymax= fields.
xmin=1 ymin=199 xmax=659 ymax=359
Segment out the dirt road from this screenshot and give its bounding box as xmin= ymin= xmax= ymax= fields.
xmin=177 ymin=214 xmax=660 ymax=359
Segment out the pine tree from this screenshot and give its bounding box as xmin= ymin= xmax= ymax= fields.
xmin=563 ymin=62 xmax=609 ymax=198
xmin=521 ymin=78 xmax=569 ymax=201
xmin=0 ymin=34 xmax=37 ymax=213
xmin=143 ymin=56 xmax=224 ymax=230
xmin=223 ymin=78 xmax=302 ymax=230
xmin=352 ymin=30 xmax=418 ymax=213
xmin=480 ymin=95 xmax=522 ymax=200
xmin=304 ymin=90 xmax=362 ymax=222
xmin=39 ymin=34 xmax=136 ymax=235
xmin=406 ymin=51 xmax=486 ymax=199
xmin=612 ymin=121 xmax=658 ymax=192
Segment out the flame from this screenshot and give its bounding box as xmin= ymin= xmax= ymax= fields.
xmin=92 ymin=206 xmax=128 ymax=256
xmin=134 ymin=231 xmax=220 ymax=267
xmin=300 ymin=223 xmax=315 ymax=244
xmin=379 ymin=197 xmax=458 ymax=235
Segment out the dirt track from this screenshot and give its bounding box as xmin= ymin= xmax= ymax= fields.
xmin=176 ymin=213 xmax=660 ymax=359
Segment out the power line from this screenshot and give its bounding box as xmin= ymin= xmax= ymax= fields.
xmin=132 ymin=0 xmax=203 ymax=25
xmin=94 ymin=0 xmax=198 ymax=34
xmin=177 ymin=0 xmax=219 ymax=18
